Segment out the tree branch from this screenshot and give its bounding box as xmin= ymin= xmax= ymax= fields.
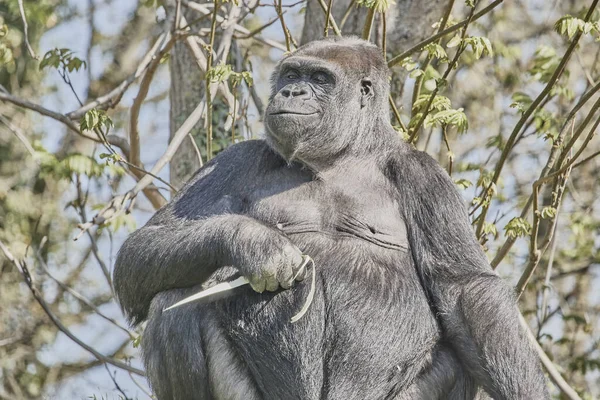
xmin=387 ymin=0 xmax=504 ymax=68
xmin=67 ymin=31 xmax=172 ymax=120
xmin=0 ymin=240 xmax=145 ymax=377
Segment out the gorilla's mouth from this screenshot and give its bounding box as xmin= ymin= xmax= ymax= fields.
xmin=268 ymin=110 xmax=319 ymax=116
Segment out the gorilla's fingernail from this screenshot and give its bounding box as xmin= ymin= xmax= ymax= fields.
xmin=280 ymin=278 xmax=294 ymax=289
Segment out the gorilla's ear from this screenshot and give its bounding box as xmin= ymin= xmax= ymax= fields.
xmin=360 ymin=78 xmax=374 ymax=108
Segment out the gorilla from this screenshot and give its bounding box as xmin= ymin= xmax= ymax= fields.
xmin=113 ymin=37 xmax=549 ymax=399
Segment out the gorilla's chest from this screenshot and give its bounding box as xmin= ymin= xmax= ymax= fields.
xmin=243 ymin=168 xmax=408 ymax=252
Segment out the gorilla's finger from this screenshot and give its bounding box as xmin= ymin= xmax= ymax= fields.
xmin=265 ymin=276 xmax=279 ymax=292
xmin=294 ymin=263 xmax=307 ymax=282
xmin=294 ymin=255 xmax=313 ymax=282
xmin=249 ymin=277 xmax=266 ymax=293
xmin=280 ymin=278 xmax=294 ymax=289
xmin=277 ymin=263 xmax=294 ymax=288
xmin=284 ymin=244 xmax=303 ymax=265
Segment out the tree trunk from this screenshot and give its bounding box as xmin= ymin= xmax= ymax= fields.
xmin=301 ymin=0 xmax=445 ymax=55
xmin=166 ymin=2 xmax=205 ymax=189
xmin=166 ymin=1 xmax=446 ymax=188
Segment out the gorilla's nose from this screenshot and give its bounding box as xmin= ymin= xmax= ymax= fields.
xmin=281 ymin=86 xmax=311 ymax=100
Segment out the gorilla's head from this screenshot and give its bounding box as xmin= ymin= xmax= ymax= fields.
xmin=265 ymin=37 xmax=393 ymax=169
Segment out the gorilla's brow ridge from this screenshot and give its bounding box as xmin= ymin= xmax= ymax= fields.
xmin=280 ymin=57 xmax=342 ymax=76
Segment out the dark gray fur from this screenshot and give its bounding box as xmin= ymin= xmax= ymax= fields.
xmin=113 ymin=37 xmax=549 ymax=399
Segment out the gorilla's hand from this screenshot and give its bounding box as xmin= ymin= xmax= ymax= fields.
xmin=233 ymin=235 xmax=307 ymax=293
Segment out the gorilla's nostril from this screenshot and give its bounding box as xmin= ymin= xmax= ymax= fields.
xmin=292 ymin=89 xmax=308 ymax=97
xmin=281 ymin=89 xmax=291 ymax=97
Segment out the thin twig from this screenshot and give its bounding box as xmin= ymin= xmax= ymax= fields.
xmin=104 ymin=364 xmax=132 ymax=400
xmin=128 ymin=372 xmax=153 ymax=399
xmin=572 ymin=149 xmax=600 ymax=168
xmin=408 ymin=1 xmax=479 ymax=143
xmin=0 ymin=114 xmax=36 ymax=157
xmin=381 ymin=12 xmax=386 ymax=56
xmin=410 ymin=0 xmax=456 ymax=115
xmin=67 ymin=31 xmax=171 ymax=119
xmin=474 ymin=0 xmax=599 ymax=238
xmin=315 ymin=0 xmax=342 ymax=36
xmin=389 ymin=95 xmax=407 ymax=132
xmin=339 ymin=0 xmax=356 ymax=30
xmin=189 ymin=134 xmax=203 ymax=166
xmin=275 ymin=0 xmax=294 ymax=52
xmin=491 ymin=82 xmax=600 ymax=268
xmin=518 ymin=313 xmax=582 ymax=400
xmin=205 ymin=0 xmax=219 ymax=161
xmin=0 ymin=92 xmax=93 ymax=140
xmin=0 ymin=240 xmax=145 ymax=377
xmin=183 ymin=0 xmax=288 ymax=51
xmin=129 ymin=34 xmax=177 ymax=168
xmin=324 ymin=0 xmax=334 ymax=37
xmin=235 ymin=15 xmax=280 ymax=39
xmin=18 ymin=0 xmax=38 ymax=59
xmin=540 ymin=233 xmax=558 ymax=323
xmin=35 ymin=243 xmax=133 ymax=338
xmin=387 ymin=0 xmax=504 ymax=68
xmin=362 ymin=6 xmax=376 ymax=41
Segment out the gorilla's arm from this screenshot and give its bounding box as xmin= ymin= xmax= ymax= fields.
xmin=392 ymin=150 xmax=549 ymax=400
xmin=113 ymin=141 xmax=299 ymax=325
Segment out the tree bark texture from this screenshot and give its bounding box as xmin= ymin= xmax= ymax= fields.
xmin=167 ymin=2 xmax=205 ymax=189
xmin=167 ymin=0 xmax=446 ymax=186
xmin=301 ymin=0 xmax=445 ymax=53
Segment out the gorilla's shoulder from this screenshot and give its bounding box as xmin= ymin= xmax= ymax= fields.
xmin=214 ymin=139 xmax=273 ymax=161
xmin=195 ymin=139 xmax=275 ymax=173
xmin=181 ymin=139 xmax=281 ymax=188
xmin=383 ymin=145 xmax=448 ymax=185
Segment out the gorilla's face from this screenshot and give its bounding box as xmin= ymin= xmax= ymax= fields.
xmin=266 ymin=61 xmax=330 ymax=135
xmin=264 ymin=38 xmax=390 ymax=168
xmin=265 ymin=58 xmax=341 ymax=160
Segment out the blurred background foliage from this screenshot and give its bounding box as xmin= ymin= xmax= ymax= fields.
xmin=0 ymin=0 xmax=599 ymax=398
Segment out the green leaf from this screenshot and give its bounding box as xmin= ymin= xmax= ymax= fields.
xmin=454 ymin=178 xmax=473 ymax=189
xmin=413 ymin=94 xmax=451 ymax=113
xmin=241 ymin=71 xmax=253 ymax=86
xmin=539 ymin=206 xmax=557 ymax=219
xmin=464 ymin=37 xmax=494 ymax=59
xmin=504 ymin=217 xmax=532 ymax=239
xmin=529 ymin=45 xmax=559 ymax=83
xmin=483 ymin=221 xmax=498 ymax=237
xmin=61 ymin=154 xmax=104 ymax=177
xmin=0 ymin=44 xmax=14 ymax=65
xmin=356 ymin=0 xmax=396 ymax=12
xmin=39 ymin=48 xmax=87 ymax=73
xmin=132 ymin=335 xmax=142 ymax=348
xmin=423 ymin=43 xmax=448 ymax=61
xmin=509 ymin=91 xmax=533 ymax=113
xmin=80 ymin=109 xmax=114 ymax=133
xmin=409 ymin=69 xmax=424 ymax=78
xmin=399 ymin=57 xmax=418 ymax=72
xmin=554 ymin=15 xmax=589 ymax=39
xmin=446 ymin=34 xmax=462 ymax=48
xmin=207 ymin=62 xmax=234 ymax=83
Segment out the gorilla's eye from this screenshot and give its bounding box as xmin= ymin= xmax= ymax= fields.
xmin=285 ymin=72 xmax=299 ymax=80
xmin=312 ymin=72 xmax=329 ymax=84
